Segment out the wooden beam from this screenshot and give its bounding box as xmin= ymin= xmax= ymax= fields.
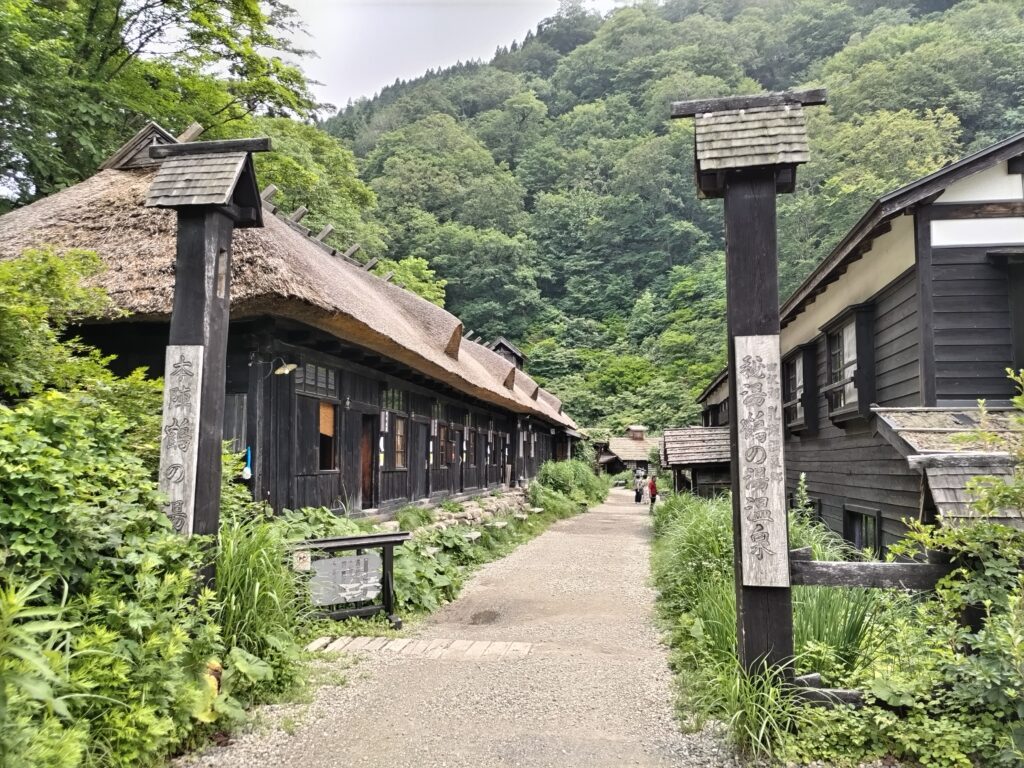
xmin=671 ymin=88 xmax=827 ymax=118
xmin=915 ymin=205 xmax=936 ymax=406
xmin=289 ymin=206 xmax=308 ymax=223
xmin=931 ymin=201 xmax=1024 ymax=219
xmin=315 ymin=224 xmax=334 ymax=241
xmin=907 ymin=452 xmax=1014 ymax=470
xmin=790 ymin=560 xmax=954 ymax=590
xmin=362 ymin=257 xmax=379 ymax=271
xmin=150 ymin=137 xmax=272 ymax=158
xmin=381 ymin=271 xmax=394 ymax=283
xmin=342 ymin=243 xmax=361 ymax=260
xmin=1009 ymin=155 xmax=1024 ymax=174
xmin=176 ymin=122 xmax=205 ymax=143
xmin=798 ymin=687 xmax=865 ymax=708
xmin=260 ymin=184 xmax=278 ymax=201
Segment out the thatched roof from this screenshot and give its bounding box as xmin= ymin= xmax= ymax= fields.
xmin=608 ymin=435 xmax=659 ymax=463
xmin=662 ymin=426 xmax=731 ymax=467
xmin=0 ymin=164 xmax=573 ymax=428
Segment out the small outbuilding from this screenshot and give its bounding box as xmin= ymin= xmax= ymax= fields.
xmin=661 ymin=427 xmax=732 ymax=497
xmin=604 ymin=426 xmax=659 ymax=475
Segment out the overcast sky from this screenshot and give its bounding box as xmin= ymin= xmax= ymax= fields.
xmin=287 ymin=0 xmax=622 ymax=111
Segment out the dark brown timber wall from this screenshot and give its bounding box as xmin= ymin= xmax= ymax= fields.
xmin=784 ymin=271 xmax=922 ymax=550
xmin=929 ymin=246 xmax=1016 ymax=405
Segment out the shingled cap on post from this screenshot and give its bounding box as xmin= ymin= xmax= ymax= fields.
xmin=671 ymin=88 xmax=826 ymax=198
xmin=144 ymin=138 xmax=271 ymax=227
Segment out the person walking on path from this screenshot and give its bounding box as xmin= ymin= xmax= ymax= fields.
xmin=634 ymin=474 xmax=644 ymax=503
xmin=648 ymin=475 xmax=658 ymax=510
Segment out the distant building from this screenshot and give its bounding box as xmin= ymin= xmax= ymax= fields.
xmin=661 ymin=427 xmax=731 ymax=497
xmin=697 ymin=130 xmax=1024 ymax=553
xmin=601 ymin=426 xmax=659 ymax=475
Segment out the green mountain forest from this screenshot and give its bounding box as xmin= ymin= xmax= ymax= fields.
xmin=4 ymin=0 xmax=1024 ymax=433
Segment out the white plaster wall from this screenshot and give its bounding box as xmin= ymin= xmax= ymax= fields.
xmin=935 ymin=160 xmax=1023 ymax=202
xmin=931 ymin=217 xmax=1024 ymax=247
xmin=780 ymin=213 xmax=916 ymax=355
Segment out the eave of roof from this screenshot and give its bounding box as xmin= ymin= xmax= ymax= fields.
xmin=696 ymin=367 xmax=729 ymax=404
xmin=780 ymin=128 xmax=1024 ymax=328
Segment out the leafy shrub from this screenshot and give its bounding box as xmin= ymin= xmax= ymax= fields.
xmin=396 ymin=505 xmax=434 ymax=532
xmin=536 ymin=459 xmax=607 ymax=505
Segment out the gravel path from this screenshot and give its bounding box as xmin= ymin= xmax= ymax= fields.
xmin=177 ymin=489 xmax=739 ymax=768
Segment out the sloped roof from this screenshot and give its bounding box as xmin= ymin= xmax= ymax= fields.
xmin=146 ymin=152 xmax=248 ymax=208
xmin=0 ymin=163 xmax=572 ymax=429
xmin=781 ymin=128 xmax=1024 ymax=327
xmin=662 ymin=427 xmax=731 ymax=466
xmin=607 ymin=435 xmax=659 ymax=462
xmin=874 ymin=407 xmax=1021 ymax=455
xmin=874 ymin=407 xmax=1021 ymax=529
xmin=924 ymin=464 xmax=1021 ymax=529
xmin=695 ymin=104 xmax=809 ymax=172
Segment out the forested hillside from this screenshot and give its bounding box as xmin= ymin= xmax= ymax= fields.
xmin=4 ymin=0 xmax=1024 ymax=433
xmin=319 ymin=0 xmax=1023 ymax=433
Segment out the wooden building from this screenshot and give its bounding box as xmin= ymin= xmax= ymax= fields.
xmin=603 ymin=426 xmax=659 ymax=475
xmin=0 ymin=123 xmax=579 ymax=515
xmin=697 ymin=129 xmax=1024 ymax=552
xmin=661 ymin=427 xmax=731 ymax=496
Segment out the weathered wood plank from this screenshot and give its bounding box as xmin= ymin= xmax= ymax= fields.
xmin=150 ymin=137 xmax=272 ymax=158
xmin=790 ymin=560 xmax=954 ymax=589
xmin=672 ymin=88 xmax=827 ymax=117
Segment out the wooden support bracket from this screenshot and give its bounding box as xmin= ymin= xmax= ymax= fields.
xmin=789 ymin=559 xmax=955 ymax=590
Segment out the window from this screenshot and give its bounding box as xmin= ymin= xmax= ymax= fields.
xmin=467 ymin=430 xmax=477 ymax=466
xmin=318 ymin=401 xmax=338 ymax=471
xmin=393 ymin=416 xmax=407 ymax=469
xmin=844 ymin=504 xmax=881 ymax=557
xmin=296 ymin=363 xmax=338 ymax=398
xmin=827 ymin=320 xmax=857 ymax=411
xmin=383 ymin=387 xmax=408 ymax=413
xmin=822 ymin=305 xmax=874 ymax=422
xmin=436 ymin=424 xmax=448 ymax=469
xmin=783 ymin=353 xmax=805 ymax=426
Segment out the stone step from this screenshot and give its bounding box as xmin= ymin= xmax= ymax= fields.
xmin=315 ymin=636 xmax=534 ymax=660
xmin=463 ymin=530 xmax=482 ymax=541
xmin=487 ymin=520 xmax=508 ymax=529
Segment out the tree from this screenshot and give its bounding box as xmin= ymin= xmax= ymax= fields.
xmin=372 ymin=257 xmax=447 ymax=306
xmin=0 ymin=0 xmax=317 ymax=204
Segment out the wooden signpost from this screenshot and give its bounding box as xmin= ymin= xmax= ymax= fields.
xmin=146 ymin=138 xmax=270 ymax=540
xmin=672 ymin=90 xmax=826 ymax=672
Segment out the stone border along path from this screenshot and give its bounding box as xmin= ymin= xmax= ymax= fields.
xmin=177 ymin=489 xmax=740 ymax=768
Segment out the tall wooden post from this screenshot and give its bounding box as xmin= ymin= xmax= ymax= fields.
xmin=145 ymin=138 xmax=271 ymax=540
xmin=672 ymin=90 xmax=826 ymax=672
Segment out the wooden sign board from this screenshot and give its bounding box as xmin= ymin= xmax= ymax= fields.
xmin=735 ymin=335 xmax=790 ymax=587
xmin=309 ymin=552 xmax=383 ymax=606
xmin=158 ymin=345 xmax=204 ymax=535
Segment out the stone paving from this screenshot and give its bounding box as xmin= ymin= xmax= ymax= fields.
xmin=178 ymin=489 xmax=738 ymax=768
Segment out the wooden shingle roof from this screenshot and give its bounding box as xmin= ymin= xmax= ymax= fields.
xmin=924 ymin=464 xmax=1021 ymax=529
xmin=662 ymin=427 xmax=731 ymax=466
xmin=146 ymin=152 xmax=248 ymax=208
xmin=694 ymin=105 xmax=809 ymax=172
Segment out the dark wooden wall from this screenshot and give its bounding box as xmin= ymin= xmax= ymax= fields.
xmin=928 ymin=246 xmax=1016 ymax=405
xmin=783 ymin=273 xmax=924 ymax=550
xmin=874 ymin=270 xmax=920 ymax=406
xmin=77 ymin=318 xmax=569 ymax=517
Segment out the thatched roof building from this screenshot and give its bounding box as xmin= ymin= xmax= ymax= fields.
xmin=0 ymin=137 xmax=574 ymax=432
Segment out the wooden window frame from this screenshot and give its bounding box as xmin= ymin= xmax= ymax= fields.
xmin=296 ymin=362 xmax=339 ymax=399
xmin=821 ymin=304 xmax=875 ymax=425
xmin=317 ymin=400 xmax=339 ymax=472
xmin=392 ymin=415 xmax=407 ymax=470
xmin=783 ymin=342 xmax=818 ymax=435
xmin=843 ymin=503 xmax=882 ymax=558
xmin=467 ymin=430 xmax=478 ymax=467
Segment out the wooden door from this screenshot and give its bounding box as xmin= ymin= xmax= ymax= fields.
xmin=360 ymin=414 xmax=375 ymax=509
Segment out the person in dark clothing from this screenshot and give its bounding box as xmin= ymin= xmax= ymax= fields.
xmin=634 ymin=475 xmax=644 ymax=503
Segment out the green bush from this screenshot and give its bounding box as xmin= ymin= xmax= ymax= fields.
xmin=395 ymin=505 xmax=434 ymax=532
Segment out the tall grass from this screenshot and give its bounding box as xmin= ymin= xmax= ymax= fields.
xmin=215 ymin=518 xmax=307 ymax=693
xmin=651 ymin=491 xmax=912 ymax=757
